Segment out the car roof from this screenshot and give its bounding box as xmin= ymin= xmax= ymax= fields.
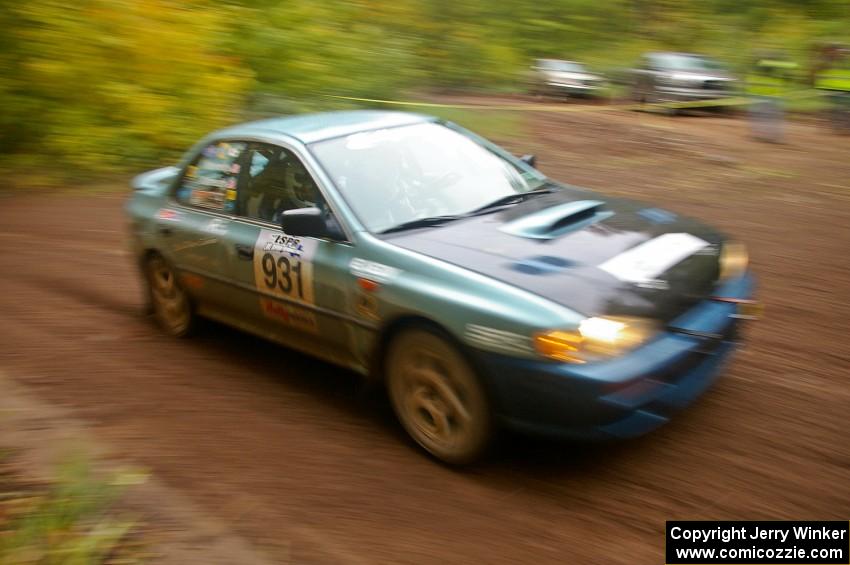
xmin=216 ymin=110 xmax=435 ymax=144
xmin=646 ymin=51 xmax=705 ymax=58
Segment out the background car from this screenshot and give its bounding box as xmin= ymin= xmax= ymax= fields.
xmin=631 ymin=52 xmax=738 ymax=108
xmin=127 ymin=110 xmax=756 ymax=465
xmin=528 ymin=58 xmax=607 ymax=99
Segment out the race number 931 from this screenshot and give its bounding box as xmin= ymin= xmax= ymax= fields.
xmin=262 ymin=253 xmax=304 ymax=297
xmin=253 ymin=230 xmax=318 ymax=304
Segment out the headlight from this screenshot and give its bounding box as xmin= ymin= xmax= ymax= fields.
xmin=719 ymin=241 xmax=748 ymax=280
xmin=534 ymin=316 xmax=659 ymax=364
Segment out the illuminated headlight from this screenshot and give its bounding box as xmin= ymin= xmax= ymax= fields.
xmin=719 ymin=241 xmax=749 ymax=281
xmin=534 ymin=316 xmax=659 ymax=364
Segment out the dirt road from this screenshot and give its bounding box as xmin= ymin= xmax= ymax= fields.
xmin=1 ymin=107 xmax=848 ymax=563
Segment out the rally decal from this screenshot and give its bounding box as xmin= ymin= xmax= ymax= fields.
xmin=598 ymin=233 xmax=710 ymax=284
xmin=259 ymin=298 xmax=318 ymax=332
xmin=349 ymin=258 xmax=402 ymax=283
xmin=253 ymin=230 xmax=318 ymax=305
xmin=465 ymin=324 xmax=534 ymax=355
xmin=155 ymin=208 xmax=182 ymax=222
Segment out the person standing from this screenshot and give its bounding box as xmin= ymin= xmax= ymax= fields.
xmin=814 ymin=45 xmax=850 ymax=134
xmin=746 ymin=57 xmax=796 ymax=143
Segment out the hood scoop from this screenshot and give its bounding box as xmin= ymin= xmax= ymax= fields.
xmin=499 ymin=200 xmax=611 ymax=240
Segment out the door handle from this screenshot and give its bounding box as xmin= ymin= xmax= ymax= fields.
xmin=235 ymin=244 xmax=254 ymax=260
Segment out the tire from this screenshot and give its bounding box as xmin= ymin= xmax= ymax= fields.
xmin=386 ymin=327 xmax=493 ymax=465
xmin=144 ymin=254 xmax=195 ymax=337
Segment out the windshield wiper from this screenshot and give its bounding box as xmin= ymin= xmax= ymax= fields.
xmin=379 ymin=184 xmax=558 ymax=234
xmin=469 ymin=185 xmax=557 ymax=216
xmin=379 ymin=215 xmax=464 ymax=234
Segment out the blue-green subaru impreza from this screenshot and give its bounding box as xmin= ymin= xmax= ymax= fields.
xmin=127 ymin=110 xmax=758 ymax=464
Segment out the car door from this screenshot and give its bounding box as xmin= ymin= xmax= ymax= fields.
xmin=222 ymin=142 xmax=359 ymax=365
xmin=162 ymin=140 xmax=247 ymax=310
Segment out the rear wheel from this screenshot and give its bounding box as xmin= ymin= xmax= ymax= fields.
xmin=386 ymin=328 xmax=493 ymax=465
xmin=144 ymin=255 xmax=194 ymax=337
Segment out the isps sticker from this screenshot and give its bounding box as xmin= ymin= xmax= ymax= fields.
xmin=253 ymin=230 xmax=319 ymax=305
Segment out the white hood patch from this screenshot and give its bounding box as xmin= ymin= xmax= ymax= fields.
xmin=598 ymin=233 xmax=710 ymax=284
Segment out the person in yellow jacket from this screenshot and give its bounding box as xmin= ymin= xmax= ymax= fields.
xmin=815 ymin=53 xmax=850 ymax=134
xmin=746 ymin=58 xmax=796 ymax=143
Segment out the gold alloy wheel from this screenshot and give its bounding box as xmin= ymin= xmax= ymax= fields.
xmin=146 ymin=255 xmax=193 ymax=337
xmin=387 ymin=329 xmax=492 ymax=465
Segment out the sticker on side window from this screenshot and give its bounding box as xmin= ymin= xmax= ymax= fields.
xmin=253 ymin=230 xmax=318 ymax=304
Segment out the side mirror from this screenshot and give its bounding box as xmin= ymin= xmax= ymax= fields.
xmin=281 ymin=207 xmax=343 ymax=240
xmin=520 ymin=154 xmax=537 ymax=168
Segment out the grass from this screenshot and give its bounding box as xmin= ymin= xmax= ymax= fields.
xmin=425 ymin=107 xmax=526 ymax=141
xmin=0 ymin=453 xmax=146 ymax=564
xmin=2 ymin=86 xmax=833 ymax=192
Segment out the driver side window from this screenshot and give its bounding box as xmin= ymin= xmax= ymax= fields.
xmin=237 ymin=143 xmax=324 ymax=224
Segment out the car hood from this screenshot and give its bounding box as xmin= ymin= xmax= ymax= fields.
xmin=545 ymin=71 xmax=601 ymax=82
xmin=385 ymin=188 xmax=725 ymax=322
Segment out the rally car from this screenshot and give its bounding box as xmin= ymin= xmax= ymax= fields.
xmin=528 ymin=59 xmax=607 ymax=98
xmin=631 ymin=52 xmax=738 ymax=106
xmin=127 ymin=111 xmax=758 ymax=464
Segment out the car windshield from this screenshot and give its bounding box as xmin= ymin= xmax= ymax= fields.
xmin=656 ymin=54 xmax=724 ymax=72
xmin=541 ymin=60 xmax=583 ymax=73
xmin=310 ymin=122 xmax=547 ymax=233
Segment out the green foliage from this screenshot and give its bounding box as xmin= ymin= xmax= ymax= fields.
xmin=2 ymin=0 xmax=252 ymax=177
xmin=2 ymin=0 xmax=849 ymax=182
xmin=0 ymin=456 xmax=144 ymax=564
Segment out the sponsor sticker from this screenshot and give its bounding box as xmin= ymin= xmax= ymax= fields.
xmin=156 ymin=208 xmax=182 ymax=221
xmin=354 ymin=292 xmax=380 ymax=320
xmin=259 ymin=298 xmax=318 ymax=332
xmin=349 ymin=258 xmax=401 ymax=284
xmin=181 ymin=273 xmax=205 ymax=290
xmin=465 ymin=324 xmax=534 ymax=355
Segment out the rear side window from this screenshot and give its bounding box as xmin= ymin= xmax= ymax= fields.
xmin=176 ymin=141 xmax=246 ymax=212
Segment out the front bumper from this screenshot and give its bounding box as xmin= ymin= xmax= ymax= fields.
xmin=654 ymin=86 xmax=733 ymax=102
xmin=547 ymin=82 xmax=603 ymax=96
xmin=473 ymin=272 xmax=756 ymax=440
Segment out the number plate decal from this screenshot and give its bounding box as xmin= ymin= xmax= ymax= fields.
xmin=253 ymin=230 xmax=318 ymax=305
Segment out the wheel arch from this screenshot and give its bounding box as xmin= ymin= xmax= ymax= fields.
xmin=369 ymin=313 xmax=490 ymax=381
xmin=367 ymin=313 xmax=498 ymax=405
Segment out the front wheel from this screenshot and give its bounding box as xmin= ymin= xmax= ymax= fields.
xmin=386 ymin=328 xmax=493 ymax=465
xmin=144 ymin=254 xmax=195 ymax=337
